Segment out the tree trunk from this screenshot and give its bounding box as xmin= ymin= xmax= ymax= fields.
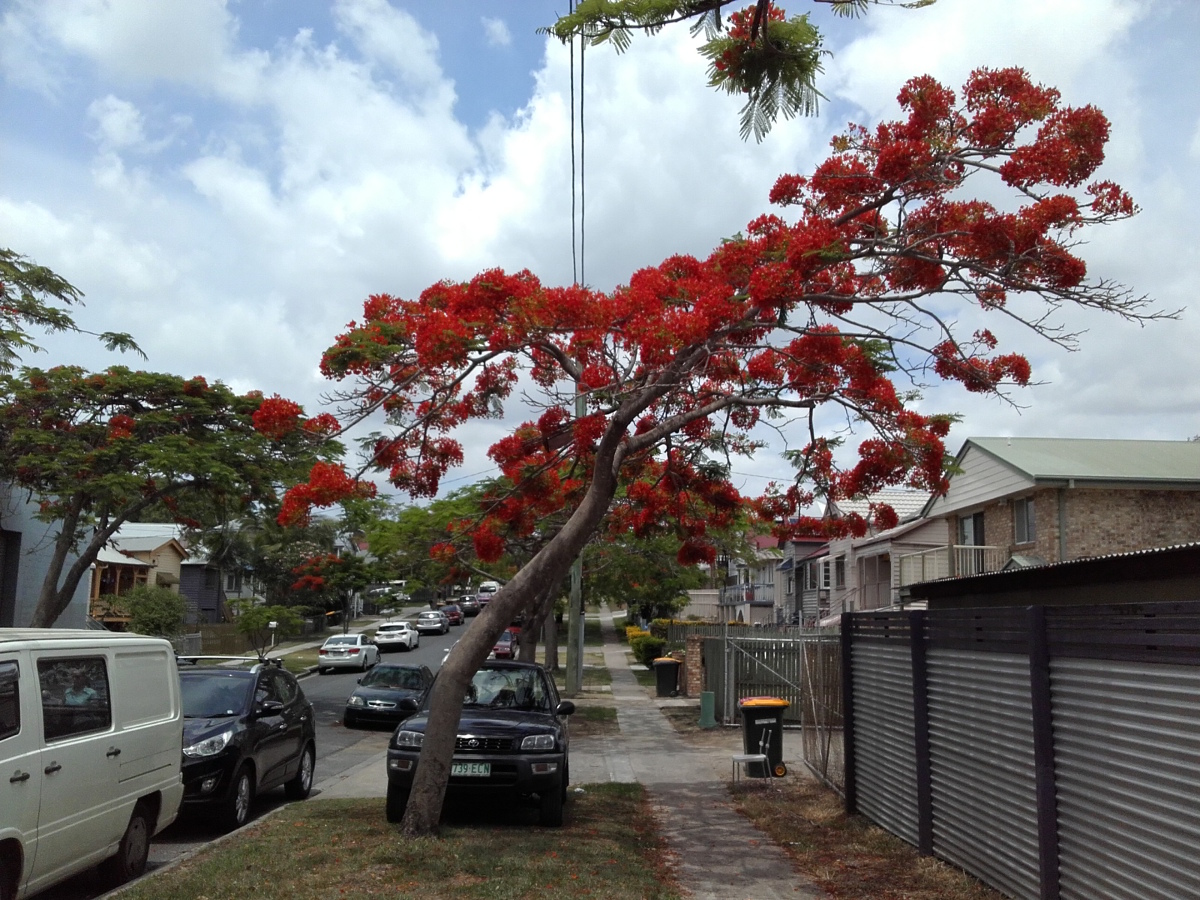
xmin=29 ymin=489 xmax=168 ymax=627
xmin=399 ymin=466 xmax=622 ymax=835
xmin=544 ymin=608 xmax=559 ymax=671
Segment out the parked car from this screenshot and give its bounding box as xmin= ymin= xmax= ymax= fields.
xmin=442 ymin=604 xmax=464 ymax=626
xmin=318 ymin=634 xmax=380 ymax=673
xmin=415 ymin=610 xmax=450 ymax=635
xmin=385 ymin=660 xmax=575 ymax=826
xmin=177 ymin=657 xmax=316 ymax=831
xmin=491 ymin=630 xmax=516 ymax=660
xmin=343 ymin=663 xmax=433 ymax=729
xmin=458 ymin=596 xmax=481 ymax=616
xmin=374 ymin=621 xmax=420 ymax=653
xmin=0 ymin=630 xmax=185 ymax=898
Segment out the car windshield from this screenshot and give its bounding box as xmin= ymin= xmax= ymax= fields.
xmin=181 ymin=673 xmax=253 ymax=718
xmin=324 ymin=636 xmax=358 ymax=646
xmin=361 ymin=666 xmax=426 ymax=691
xmin=495 ymin=632 xmax=513 ymax=644
xmin=458 ymin=667 xmax=550 ymax=712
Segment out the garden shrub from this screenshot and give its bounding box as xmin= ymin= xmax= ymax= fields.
xmin=629 ymin=634 xmax=666 ymax=669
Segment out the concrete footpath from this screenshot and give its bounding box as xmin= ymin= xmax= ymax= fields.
xmin=315 ymin=607 xmax=827 ymax=900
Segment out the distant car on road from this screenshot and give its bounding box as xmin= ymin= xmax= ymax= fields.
xmin=318 ymin=634 xmax=380 ymax=673
xmin=458 ymin=596 xmax=481 ymax=616
xmin=343 ymin=663 xmax=433 ymax=728
xmin=178 ymin=658 xmax=316 ymax=831
xmin=476 ymin=580 xmax=501 ymax=606
xmin=374 ymin=621 xmax=420 ymax=652
xmin=491 ymin=630 xmax=516 ymax=659
xmin=385 ymin=660 xmax=575 ymax=826
xmin=415 ymin=610 xmax=450 ymax=635
xmin=442 ymin=603 xmax=464 ymax=626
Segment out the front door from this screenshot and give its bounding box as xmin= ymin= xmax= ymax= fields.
xmin=957 ymin=512 xmax=986 ymax=575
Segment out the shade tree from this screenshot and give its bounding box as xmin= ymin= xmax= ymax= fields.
xmin=282 ymin=69 xmax=1159 ymax=833
xmin=0 ymin=368 xmax=340 ymax=626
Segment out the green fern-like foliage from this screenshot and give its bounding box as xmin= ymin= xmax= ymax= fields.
xmin=700 ymin=12 xmax=825 ymax=141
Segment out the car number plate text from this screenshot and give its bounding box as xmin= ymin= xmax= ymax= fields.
xmin=451 ymin=762 xmax=491 ymax=777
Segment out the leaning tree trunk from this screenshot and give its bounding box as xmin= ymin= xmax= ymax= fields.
xmin=399 ymin=462 xmax=622 ymax=835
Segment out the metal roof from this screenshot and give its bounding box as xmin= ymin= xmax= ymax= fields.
xmin=830 ymin=489 xmax=930 ymax=523
xmin=967 ymin=437 xmax=1200 ymax=484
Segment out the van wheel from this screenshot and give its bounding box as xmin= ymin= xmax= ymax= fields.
xmin=285 ymin=743 xmax=315 ymax=800
xmin=0 ymin=855 xmax=15 ymax=900
xmin=223 ymin=765 xmax=255 ymax=831
xmin=101 ymin=801 xmax=152 ymax=886
xmin=385 ymin=782 xmax=409 ymax=823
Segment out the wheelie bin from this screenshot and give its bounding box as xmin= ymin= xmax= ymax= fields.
xmin=737 ymin=696 xmax=789 ymax=777
xmin=652 ymin=657 xmax=681 ymax=697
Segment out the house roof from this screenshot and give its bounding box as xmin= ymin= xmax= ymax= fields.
xmin=95 ymin=546 xmax=150 ymax=567
xmin=111 ymin=535 xmax=188 ymax=556
xmin=830 ymin=489 xmax=930 ymax=523
xmin=965 ymin=437 xmax=1200 ymax=485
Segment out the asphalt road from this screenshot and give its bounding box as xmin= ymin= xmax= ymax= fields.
xmin=31 ymin=618 xmax=470 ymax=900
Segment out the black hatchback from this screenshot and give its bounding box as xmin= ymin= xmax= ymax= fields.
xmin=178 ymin=658 xmax=316 ymax=831
xmin=343 ymin=662 xmax=433 ymax=728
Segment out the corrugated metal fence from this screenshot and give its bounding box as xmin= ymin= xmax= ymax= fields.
xmin=844 ymin=600 xmax=1200 ymax=900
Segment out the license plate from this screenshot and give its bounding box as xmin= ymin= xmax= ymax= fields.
xmin=451 ymin=762 xmax=491 ymax=777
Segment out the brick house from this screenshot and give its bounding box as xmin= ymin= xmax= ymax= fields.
xmin=898 ymin=437 xmax=1200 ymax=588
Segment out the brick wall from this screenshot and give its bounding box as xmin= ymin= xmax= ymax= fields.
xmin=683 ymin=634 xmax=705 ymax=698
xmin=973 ymin=487 xmax=1200 ymax=564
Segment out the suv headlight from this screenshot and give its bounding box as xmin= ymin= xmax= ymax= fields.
xmin=184 ymin=729 xmax=233 ymax=758
xmin=521 ymin=734 xmax=556 ymax=751
xmin=348 ymin=695 xmax=365 ymax=707
xmin=394 ymin=730 xmax=424 ymax=749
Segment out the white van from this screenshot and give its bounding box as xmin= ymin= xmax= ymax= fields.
xmin=0 ymin=629 xmax=184 ymax=900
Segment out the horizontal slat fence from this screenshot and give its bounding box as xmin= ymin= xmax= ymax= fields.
xmin=844 ymin=599 xmax=1200 ymax=900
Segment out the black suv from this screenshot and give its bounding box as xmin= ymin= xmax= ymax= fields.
xmin=386 ymin=661 xmax=575 ymax=826
xmin=178 ymin=657 xmax=316 ymax=830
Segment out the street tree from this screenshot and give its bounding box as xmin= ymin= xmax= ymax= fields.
xmin=0 ymin=368 xmax=340 ymax=626
xmin=291 ymin=551 xmax=381 ymax=632
xmin=547 ymin=0 xmax=937 ymax=140
xmin=232 ymin=602 xmax=305 ymax=656
xmin=1 ymin=248 xmax=141 ymax=372
xmin=283 ymin=70 xmax=1160 ymax=834
xmin=122 ymin=584 xmax=188 ymax=639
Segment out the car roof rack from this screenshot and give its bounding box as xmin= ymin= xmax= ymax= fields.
xmin=176 ymin=654 xmax=283 ymax=669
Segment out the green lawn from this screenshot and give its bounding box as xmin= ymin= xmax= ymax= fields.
xmin=119 ymin=789 xmax=680 ymax=900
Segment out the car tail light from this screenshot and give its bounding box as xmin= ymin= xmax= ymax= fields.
xmin=349 ymin=648 xmax=360 ymax=655
xmin=318 ymin=648 xmax=327 ymax=655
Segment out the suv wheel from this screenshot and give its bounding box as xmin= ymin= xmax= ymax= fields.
xmin=385 ymin=783 xmax=409 ymax=823
xmin=100 ymin=801 xmax=151 ymax=886
xmin=538 ymin=780 xmax=564 ymax=827
xmin=223 ymin=765 xmax=255 ymax=831
xmin=285 ymin=743 xmax=315 ymax=800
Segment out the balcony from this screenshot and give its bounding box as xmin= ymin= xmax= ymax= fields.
xmin=898 ymin=545 xmax=1007 ymax=586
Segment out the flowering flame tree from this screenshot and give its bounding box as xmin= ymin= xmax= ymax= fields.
xmin=0 ymin=367 xmax=339 ymax=627
xmin=284 ymin=69 xmax=1158 ymax=833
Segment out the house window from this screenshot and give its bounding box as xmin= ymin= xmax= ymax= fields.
xmin=225 ymin=571 xmax=242 ymax=592
xmin=204 ymin=569 xmax=218 ymax=590
xmin=820 ymin=560 xmax=831 ymax=589
xmin=958 ymin=512 xmax=985 ymax=546
xmin=786 ymin=575 xmax=794 ymax=595
xmin=1014 ymin=497 xmax=1036 ymax=544
xmin=834 ymin=557 xmax=846 ymax=589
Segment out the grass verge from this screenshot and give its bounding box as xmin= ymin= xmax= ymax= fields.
xmin=731 ymin=778 xmax=1005 ymax=900
xmin=569 ymin=705 xmax=620 ymax=737
xmin=120 ymin=787 xmax=679 ymax=900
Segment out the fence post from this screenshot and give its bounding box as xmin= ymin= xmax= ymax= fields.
xmin=909 ymin=609 xmax=933 ymax=856
xmin=1027 ymin=605 xmax=1061 ymax=900
xmin=841 ymin=611 xmax=857 ymax=814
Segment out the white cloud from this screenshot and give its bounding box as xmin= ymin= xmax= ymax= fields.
xmin=88 ymin=95 xmax=145 ymax=149
xmin=482 ymin=17 xmax=512 ymax=48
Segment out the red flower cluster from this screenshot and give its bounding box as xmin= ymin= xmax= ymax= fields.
xmin=278 ymin=462 xmax=376 ymax=526
xmin=252 ymin=395 xmax=304 ymax=440
xmin=107 ymin=414 xmax=136 ymax=440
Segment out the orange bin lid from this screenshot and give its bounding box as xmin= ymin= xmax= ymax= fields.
xmin=652 ymin=657 xmax=679 ymax=664
xmin=738 ymin=696 xmax=790 ymax=708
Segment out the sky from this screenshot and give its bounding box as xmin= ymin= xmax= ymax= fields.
xmin=2 ymin=0 xmax=1198 ymax=501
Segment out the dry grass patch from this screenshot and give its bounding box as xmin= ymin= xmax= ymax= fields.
xmin=119 ymin=785 xmax=680 ymax=900
xmin=731 ymin=777 xmax=1005 ymax=900
xmin=570 ymin=705 xmax=620 ymax=737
